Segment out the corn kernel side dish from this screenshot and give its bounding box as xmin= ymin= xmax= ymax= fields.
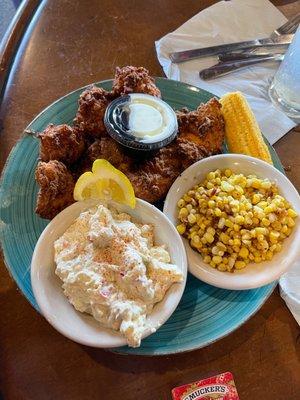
xmin=176 ymin=169 xmax=297 ymax=272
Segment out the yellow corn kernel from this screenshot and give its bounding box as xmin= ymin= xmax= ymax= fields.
xmin=177 ymin=224 xmax=186 ymax=235
xmin=202 ymin=255 xmax=211 ymax=264
xmin=224 ymin=169 xmax=232 ymax=177
xmin=252 ymin=194 xmax=261 ymax=204
xmin=264 ymin=205 xmax=275 ymax=214
xmin=225 ymin=219 xmax=234 ymax=228
xmin=233 ymin=224 xmax=240 ymax=232
xmin=212 ymin=255 xmax=222 ymax=264
xmin=190 ymin=231 xmax=199 ymax=240
xmin=221 ymin=181 xmax=234 ymax=193
xmin=179 ymin=207 xmax=188 ymax=219
xmin=235 ymin=260 xmax=246 ymax=270
xmin=210 ymin=261 xmax=216 ymax=268
xmin=187 ymin=214 xmax=197 ymax=224
xmin=239 ymin=247 xmax=249 ymax=259
xmin=213 ymin=208 xmax=221 ymax=217
xmin=287 ymin=217 xmax=295 ymax=227
xmin=204 ymin=233 xmax=214 ymax=244
xmin=177 ymin=199 xmax=185 ymax=208
xmin=220 ymin=232 xmax=230 ymax=244
xmin=254 ymin=256 xmax=262 ymax=263
xmin=287 ymin=208 xmax=297 ymax=218
xmin=235 ymin=215 xmax=244 ymax=225
xmin=207 ymin=172 xmax=215 ymax=181
xmin=183 ymin=194 xmax=192 ymax=202
xmin=265 ymin=251 xmax=273 ymax=261
xmin=217 ymin=263 xmax=227 ymax=271
xmin=208 ymin=200 xmax=216 ymax=208
xmin=261 ymin=218 xmax=270 ymax=227
xmin=282 ymin=225 xmax=288 ymax=234
xmin=271 ymin=221 xmax=282 ymax=231
xmin=269 ymin=230 xmax=280 ymax=243
xmin=186 ymin=204 xmax=193 ymax=212
xmin=275 ymin=243 xmax=282 ymax=253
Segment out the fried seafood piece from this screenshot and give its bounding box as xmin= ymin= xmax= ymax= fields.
xmin=112 ymin=66 xmax=161 ymax=97
xmin=176 ymin=138 xmax=208 ymax=171
xmin=76 ymin=137 xmax=134 ymax=175
xmin=176 ymin=97 xmax=225 ymax=155
xmin=74 ymin=86 xmax=114 ymax=138
xmin=38 ymin=124 xmax=85 ymax=164
xmin=35 ymin=160 xmax=75 ymax=220
xmin=127 ymin=144 xmax=181 ymax=203
xmin=87 ymin=137 xmax=134 ymax=172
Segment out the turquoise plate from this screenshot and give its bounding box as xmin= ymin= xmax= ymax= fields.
xmin=0 ymin=78 xmax=279 ymax=355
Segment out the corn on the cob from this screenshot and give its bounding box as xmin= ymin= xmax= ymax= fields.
xmin=220 ymin=92 xmax=273 ymax=164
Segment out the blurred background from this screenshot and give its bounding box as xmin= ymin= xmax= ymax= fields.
xmin=0 ymin=0 xmax=21 ymax=41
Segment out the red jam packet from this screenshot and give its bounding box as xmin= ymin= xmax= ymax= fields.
xmin=172 ymin=372 xmax=239 ymax=400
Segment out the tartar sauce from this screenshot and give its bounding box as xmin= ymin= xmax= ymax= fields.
xmin=54 ymin=204 xmax=183 ymax=347
xmin=127 ymin=94 xmax=176 ymax=142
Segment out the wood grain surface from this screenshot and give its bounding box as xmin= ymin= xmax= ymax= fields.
xmin=0 ymin=1 xmax=299 ymax=399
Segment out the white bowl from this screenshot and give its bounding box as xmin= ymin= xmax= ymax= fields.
xmin=31 ymin=199 xmax=187 ymax=348
xmin=164 ymin=154 xmax=300 ymax=290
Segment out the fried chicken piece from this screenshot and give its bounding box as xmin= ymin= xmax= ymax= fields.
xmin=35 ymin=160 xmax=75 ymax=219
xmin=112 ymin=66 xmax=161 ymax=97
xmin=177 ymin=97 xmax=225 ymax=155
xmin=176 ymin=138 xmax=208 ymax=170
xmin=75 ymin=137 xmax=134 ymax=176
xmin=74 ymin=86 xmax=114 ymax=138
xmin=127 ymin=143 xmax=181 ymax=203
xmin=38 ymin=124 xmax=85 ymax=164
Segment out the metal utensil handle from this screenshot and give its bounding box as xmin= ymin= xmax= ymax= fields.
xmin=170 ymin=39 xmax=265 ymax=63
xmin=199 ymin=56 xmax=282 ymax=80
xmin=170 ymin=34 xmax=292 ymax=63
xmin=218 ymin=52 xmax=279 ymax=62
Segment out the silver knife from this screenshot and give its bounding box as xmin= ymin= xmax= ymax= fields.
xmin=170 ymin=34 xmax=293 ymax=63
xmin=199 ymin=54 xmax=284 ymax=80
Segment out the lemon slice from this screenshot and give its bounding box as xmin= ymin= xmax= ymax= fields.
xmin=73 ymin=159 xmax=136 ymax=208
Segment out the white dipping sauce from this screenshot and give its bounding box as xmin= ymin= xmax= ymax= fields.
xmin=127 ymin=94 xmax=177 ymax=143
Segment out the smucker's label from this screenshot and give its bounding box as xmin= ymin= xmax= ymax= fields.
xmin=172 ymin=372 xmax=239 ymax=400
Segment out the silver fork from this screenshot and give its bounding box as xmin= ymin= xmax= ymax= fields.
xmin=217 ymin=13 xmax=300 ymax=61
xmin=272 ymin=13 xmax=300 ymax=38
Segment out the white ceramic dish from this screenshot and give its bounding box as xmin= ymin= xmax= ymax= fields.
xmin=31 ymin=198 xmax=187 ymax=348
xmin=164 ymin=154 xmax=300 ymax=290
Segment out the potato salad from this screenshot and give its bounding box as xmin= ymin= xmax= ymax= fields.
xmin=54 ymin=204 xmax=183 ymax=347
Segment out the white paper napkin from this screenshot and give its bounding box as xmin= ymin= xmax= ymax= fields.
xmin=280 ymin=262 xmax=300 ymax=325
xmin=155 ymin=0 xmax=296 ymax=145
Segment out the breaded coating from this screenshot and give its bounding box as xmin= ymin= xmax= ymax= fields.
xmin=176 ymin=98 xmax=225 ymax=155
xmin=112 ymin=66 xmax=161 ymax=97
xmin=176 ymin=138 xmax=208 ymax=171
xmin=35 ymin=161 xmax=75 ymax=220
xmin=86 ymin=137 xmax=133 ymax=172
xmin=38 ymin=124 xmax=85 ymax=164
xmin=74 ymin=86 xmax=113 ymax=138
xmin=126 ymin=143 xmax=181 ymax=203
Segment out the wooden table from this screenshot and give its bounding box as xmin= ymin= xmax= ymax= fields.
xmin=1 ymin=1 xmax=300 ymax=399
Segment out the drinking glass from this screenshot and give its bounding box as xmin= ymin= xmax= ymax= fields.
xmin=269 ymin=27 xmax=300 ymax=121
